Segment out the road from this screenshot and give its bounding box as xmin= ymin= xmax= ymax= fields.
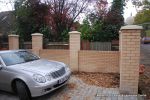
xmin=141 ymin=44 xmax=150 ymax=66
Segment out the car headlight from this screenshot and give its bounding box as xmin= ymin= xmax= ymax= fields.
xmin=33 ymin=74 xmax=46 ymax=83
xmin=65 ymin=65 xmax=70 ymax=72
xmin=45 ymin=74 xmax=52 ymax=81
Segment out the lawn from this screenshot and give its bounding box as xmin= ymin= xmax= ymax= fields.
xmin=146 ymin=30 xmax=150 ymax=37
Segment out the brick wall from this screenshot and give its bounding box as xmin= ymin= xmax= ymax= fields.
xmin=8 ymin=35 xmax=19 ymax=50
xmin=32 ymin=33 xmax=43 ymax=56
xmin=79 ymin=50 xmax=120 ymax=73
xmin=39 ymin=49 xmax=119 ymax=73
xmin=69 ymin=31 xmax=81 ymax=71
xmin=119 ymin=25 xmax=142 ymax=94
xmin=39 ymin=49 xmax=70 ymax=65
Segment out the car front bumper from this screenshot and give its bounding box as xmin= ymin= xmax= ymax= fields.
xmin=29 ymin=71 xmax=71 ymax=97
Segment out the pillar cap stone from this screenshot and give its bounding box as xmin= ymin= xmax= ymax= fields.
xmin=121 ymin=25 xmax=143 ymax=30
xmin=32 ymin=33 xmax=43 ymax=36
xmin=69 ymin=31 xmax=81 ymax=34
xmin=8 ymin=34 xmax=19 ymax=37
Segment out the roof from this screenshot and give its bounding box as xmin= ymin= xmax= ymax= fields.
xmin=0 ymin=11 xmax=15 ymax=35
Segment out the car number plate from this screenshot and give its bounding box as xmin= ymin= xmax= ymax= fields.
xmin=58 ymin=76 xmax=67 ymax=84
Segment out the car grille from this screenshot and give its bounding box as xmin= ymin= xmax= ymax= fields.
xmin=51 ymin=67 xmax=66 ymax=79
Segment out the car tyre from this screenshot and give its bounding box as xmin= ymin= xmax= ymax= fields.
xmin=15 ymin=80 xmax=31 ymax=100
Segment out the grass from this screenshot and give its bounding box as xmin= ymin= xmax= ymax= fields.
xmin=146 ymin=30 xmax=150 ymax=37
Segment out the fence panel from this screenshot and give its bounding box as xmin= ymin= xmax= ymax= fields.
xmin=81 ymin=41 xmax=112 ymax=51
xmin=90 ymin=42 xmax=111 ymax=51
xmin=23 ymin=42 xmax=32 ymax=49
xmin=0 ymin=42 xmax=8 ymax=50
xmin=44 ymin=42 xmax=69 ymax=50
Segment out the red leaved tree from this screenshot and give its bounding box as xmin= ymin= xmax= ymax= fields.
xmin=96 ymin=0 xmax=108 ymax=20
xmin=44 ymin=0 xmax=91 ymax=41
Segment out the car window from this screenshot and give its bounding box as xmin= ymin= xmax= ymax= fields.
xmin=0 ymin=51 xmax=39 ymax=66
xmin=0 ymin=60 xmax=2 ymax=65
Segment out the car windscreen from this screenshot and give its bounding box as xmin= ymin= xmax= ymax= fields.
xmin=0 ymin=51 xmax=39 ymax=66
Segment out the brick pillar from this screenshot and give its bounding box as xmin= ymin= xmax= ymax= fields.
xmin=32 ymin=33 xmax=43 ymax=56
xmin=119 ymin=25 xmax=143 ymax=94
xmin=69 ymin=31 xmax=81 ymax=71
xmin=8 ymin=34 xmax=19 ymax=50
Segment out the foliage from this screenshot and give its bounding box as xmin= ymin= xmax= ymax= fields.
xmin=14 ymin=0 xmax=90 ymax=42
xmin=134 ymin=10 xmax=150 ymax=24
xmin=146 ymin=30 xmax=150 ymax=37
xmin=91 ymin=20 xmax=119 ymax=42
xmin=90 ymin=20 xmax=103 ymax=41
xmin=103 ymin=0 xmax=124 ymax=40
xmin=129 ymin=0 xmax=150 ymax=11
xmin=104 ymin=0 xmax=124 ymax=26
xmin=14 ymin=0 xmax=49 ymax=41
xmin=79 ymin=18 xmax=92 ymax=40
xmin=143 ymin=0 xmax=150 ymax=10
xmin=125 ymin=0 xmax=149 ymax=11
xmin=87 ymin=0 xmax=124 ymax=42
xmin=39 ymin=26 xmax=51 ymax=47
xmin=96 ymin=0 xmax=108 ymax=20
xmin=134 ymin=0 xmax=150 ymax=24
xmin=44 ymin=0 xmax=90 ymax=41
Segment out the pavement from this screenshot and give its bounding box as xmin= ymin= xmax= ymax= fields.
xmin=141 ymin=44 xmax=150 ymax=78
xmin=141 ymin=44 xmax=150 ymax=66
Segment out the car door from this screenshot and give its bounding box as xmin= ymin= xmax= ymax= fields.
xmin=0 ymin=57 xmax=12 ymax=92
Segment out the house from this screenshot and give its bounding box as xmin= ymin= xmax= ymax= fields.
xmin=0 ymin=11 xmax=14 ymax=49
xmin=0 ymin=11 xmax=15 ymax=36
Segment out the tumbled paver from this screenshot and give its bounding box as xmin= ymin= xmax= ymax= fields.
xmin=0 ymin=76 xmax=146 ymax=100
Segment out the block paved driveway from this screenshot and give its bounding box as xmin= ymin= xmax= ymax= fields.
xmin=0 ymin=76 xmax=145 ymax=100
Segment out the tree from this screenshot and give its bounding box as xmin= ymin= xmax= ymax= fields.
xmin=88 ymin=0 xmax=108 ymax=24
xmin=0 ymin=0 xmax=15 ymax=12
xmin=44 ymin=0 xmax=91 ymax=41
xmin=134 ymin=10 xmax=150 ymax=24
xmin=103 ymin=0 xmax=125 ymax=40
xmin=91 ymin=20 xmax=104 ymax=41
xmin=14 ymin=0 xmax=91 ymax=42
xmin=14 ymin=0 xmax=49 ymax=41
xmin=79 ymin=18 xmax=92 ymax=40
xmin=104 ymin=0 xmax=124 ymax=26
xmin=87 ymin=0 xmax=111 ymax=41
xmin=134 ymin=0 xmax=150 ymax=24
xmin=129 ymin=0 xmax=142 ymax=12
xmin=96 ymin=0 xmax=108 ymax=20
xmin=143 ymin=0 xmax=150 ymax=10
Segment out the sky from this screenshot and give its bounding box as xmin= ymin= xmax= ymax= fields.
xmin=0 ymin=0 xmax=137 ymax=20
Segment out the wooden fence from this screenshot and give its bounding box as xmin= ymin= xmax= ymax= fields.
xmin=0 ymin=41 xmax=119 ymax=51
xmin=81 ymin=41 xmax=112 ymax=51
xmin=90 ymin=42 xmax=111 ymax=51
xmin=45 ymin=42 xmax=69 ymax=49
xmin=44 ymin=41 xmax=112 ymax=51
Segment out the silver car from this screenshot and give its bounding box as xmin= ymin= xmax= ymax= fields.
xmin=0 ymin=50 xmax=71 ymax=100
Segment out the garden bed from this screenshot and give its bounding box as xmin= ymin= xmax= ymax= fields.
xmin=73 ymin=72 xmax=119 ymax=88
xmin=139 ymin=66 xmax=150 ymax=99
